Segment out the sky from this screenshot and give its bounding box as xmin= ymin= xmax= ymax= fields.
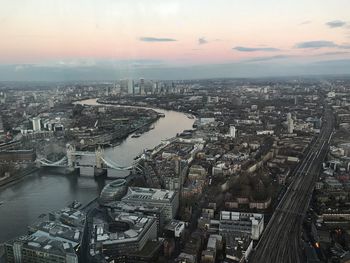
xmin=1 ymin=0 xmax=350 ymax=80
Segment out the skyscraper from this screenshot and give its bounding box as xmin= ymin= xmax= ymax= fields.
xmin=32 ymin=117 xmax=41 ymax=132
xmin=128 ymin=79 xmax=134 ymax=95
xmin=287 ymin=113 xmax=294 ymax=134
xmin=0 ymin=115 xmax=4 ymax=134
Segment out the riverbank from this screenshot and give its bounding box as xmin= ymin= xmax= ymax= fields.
xmin=0 ymin=166 xmax=38 ymax=188
xmin=80 ymin=116 xmax=159 ymax=150
xmin=72 ymin=99 xmax=160 ymax=148
xmin=97 ymin=98 xmax=197 ymax=118
xmin=0 ymin=98 xmax=194 ymax=243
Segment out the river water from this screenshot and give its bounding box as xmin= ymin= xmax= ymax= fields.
xmin=0 ymin=99 xmax=194 ymax=242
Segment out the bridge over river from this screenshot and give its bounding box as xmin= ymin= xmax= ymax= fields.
xmin=0 ymin=98 xmax=195 ymax=242
xmin=37 ymin=144 xmax=142 ymax=177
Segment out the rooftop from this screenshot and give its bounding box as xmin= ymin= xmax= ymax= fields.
xmin=29 ymin=221 xmax=82 ymax=246
xmin=123 ymin=187 xmax=175 ymax=202
xmin=6 ymin=231 xmax=78 ymax=257
xmin=91 ymin=208 xmax=156 ymax=246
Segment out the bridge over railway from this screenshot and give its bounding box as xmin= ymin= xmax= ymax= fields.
xmin=36 ymin=144 xmax=143 ymax=177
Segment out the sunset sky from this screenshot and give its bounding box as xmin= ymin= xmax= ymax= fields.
xmin=1 ymin=0 xmax=350 ymax=80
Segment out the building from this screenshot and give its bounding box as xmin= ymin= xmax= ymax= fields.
xmin=88 ymin=208 xmax=158 ymax=262
xmin=188 ymin=164 xmax=207 ymax=180
xmin=201 ymin=234 xmax=223 ymax=263
xmin=229 ymin=125 xmax=236 ymax=138
xmin=0 ymin=115 xmax=4 ymax=134
xmin=49 ymin=206 xmax=86 ymax=228
xmin=4 ymin=231 xmax=79 ymax=263
xmin=32 ymin=117 xmax=41 ymax=132
xmin=164 ymin=219 xmax=185 ymax=238
xmin=222 ymin=233 xmax=253 ymax=262
xmin=176 ymin=253 xmax=196 ymax=263
xmin=122 ymin=187 xmax=179 ymax=222
xmin=198 ymin=117 xmax=215 ymax=126
xmin=0 ymin=150 xmax=36 ymax=163
xmin=139 ymin=78 xmax=145 ymax=95
xmin=219 ymin=211 xmax=264 ymax=240
xmin=99 ymin=179 xmax=127 ymax=204
xmin=287 ymin=113 xmax=294 ymax=134
xmin=103 ymin=200 xmax=165 ymax=232
xmin=127 ymin=79 xmax=134 ymax=95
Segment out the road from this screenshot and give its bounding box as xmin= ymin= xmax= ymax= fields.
xmin=249 ymin=107 xmax=334 ymax=263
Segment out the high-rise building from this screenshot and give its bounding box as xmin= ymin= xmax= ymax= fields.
xmin=128 ymin=79 xmax=134 ymax=95
xmin=32 ymin=117 xmax=41 ymax=132
xmin=0 ymin=115 xmax=4 ymax=134
xmin=229 ymin=125 xmax=236 ymax=138
xmin=287 ymin=113 xmax=294 ymax=134
xmin=140 ymin=85 xmax=145 ymax=95
xmin=152 ymin=82 xmax=157 ymax=94
xmin=139 ymin=78 xmax=145 ymax=95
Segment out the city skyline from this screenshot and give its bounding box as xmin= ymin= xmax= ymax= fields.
xmin=1 ymin=0 xmax=350 ymax=80
xmin=1 ymin=2 xmax=349 ymax=262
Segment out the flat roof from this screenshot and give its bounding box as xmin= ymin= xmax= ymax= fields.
xmin=123 ymin=187 xmax=175 ymax=202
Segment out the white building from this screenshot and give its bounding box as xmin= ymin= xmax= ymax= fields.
xmin=219 ymin=211 xmax=264 ymax=240
xmin=199 ymin=117 xmax=215 ymax=126
xmin=287 ymin=113 xmax=294 ymax=134
xmin=32 ymin=117 xmax=41 ymax=132
xmin=229 ymin=125 xmax=236 ymax=138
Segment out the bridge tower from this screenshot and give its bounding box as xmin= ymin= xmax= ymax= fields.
xmin=66 ymin=144 xmax=76 ymax=168
xmin=95 ymin=145 xmax=104 ymax=169
xmin=35 ymin=159 xmax=42 ymax=168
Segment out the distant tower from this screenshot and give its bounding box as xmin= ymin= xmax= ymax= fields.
xmin=32 ymin=117 xmax=41 ymax=132
xmin=0 ymin=116 xmax=4 ymax=133
xmin=66 ymin=144 xmax=76 ymax=168
xmin=139 ymin=78 xmax=145 ymax=95
xmin=287 ymin=113 xmax=294 ymax=134
xmin=152 ymin=83 xmax=157 ymax=94
xmin=229 ymin=125 xmax=236 ymax=138
xmin=140 ymin=85 xmax=145 ymax=95
xmin=95 ymin=145 xmax=104 ymax=169
xmin=128 ymin=79 xmax=134 ymax=95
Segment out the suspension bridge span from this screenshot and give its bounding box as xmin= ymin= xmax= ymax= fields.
xmin=36 ymin=144 xmax=143 ymax=177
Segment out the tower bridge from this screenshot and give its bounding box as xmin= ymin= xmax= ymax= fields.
xmin=36 ymin=144 xmax=143 ymax=177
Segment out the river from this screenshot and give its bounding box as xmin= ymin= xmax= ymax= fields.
xmin=0 ymin=98 xmax=194 ymax=242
